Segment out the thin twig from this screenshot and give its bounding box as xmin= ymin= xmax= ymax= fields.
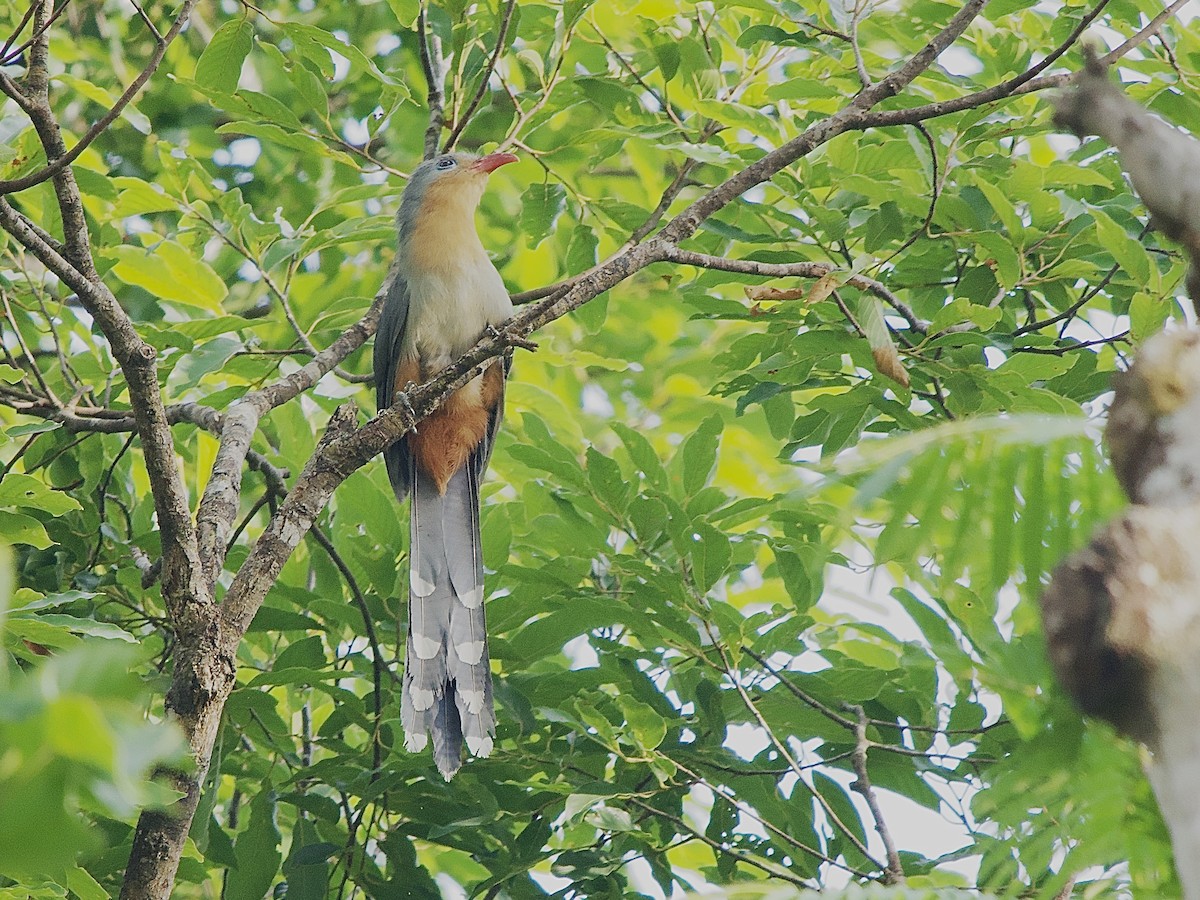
xmin=661 ymin=246 xmax=927 ymax=333
xmin=625 ymin=796 xmax=816 ymax=887
xmin=307 ymin=526 xmax=391 ymax=774
xmin=744 ymin=647 xmax=857 ymax=729
xmin=0 ymin=0 xmax=198 ymax=194
xmin=0 ymin=0 xmax=71 ymax=67
xmin=698 ymin=621 xmax=882 ymax=868
xmin=670 ymin=756 xmax=873 ymax=876
xmin=442 ymin=0 xmax=517 ymax=151
xmin=849 ymin=0 xmax=873 ymax=89
xmin=0 ymin=291 xmax=58 ymax=403
xmin=0 ymin=1 xmax=37 ymax=61
xmin=846 ymin=704 xmax=905 ymax=884
xmin=1013 ymin=331 xmax=1130 ymax=354
xmin=417 ymin=3 xmax=445 ymax=160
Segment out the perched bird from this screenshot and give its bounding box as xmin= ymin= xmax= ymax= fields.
xmin=373 ymin=150 xmax=517 ymax=779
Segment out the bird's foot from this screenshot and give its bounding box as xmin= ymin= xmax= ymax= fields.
xmin=485 ymin=323 xmax=537 ymax=352
xmin=393 ymin=382 xmax=419 ymax=431
xmin=508 ymin=333 xmax=539 ymax=351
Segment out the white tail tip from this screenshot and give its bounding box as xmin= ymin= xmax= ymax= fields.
xmin=455 ymin=640 xmax=486 ymax=665
xmin=411 ymin=634 xmax=441 ymax=660
xmin=466 ymin=734 xmax=494 ymax=757
xmin=409 ymin=686 xmax=436 ymax=710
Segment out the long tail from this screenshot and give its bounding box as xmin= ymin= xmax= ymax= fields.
xmin=400 ymin=460 xmax=494 ymax=779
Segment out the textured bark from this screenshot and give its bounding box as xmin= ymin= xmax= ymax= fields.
xmin=1043 ymin=326 xmax=1200 ymax=900
xmin=0 ymin=1 xmax=1187 ymax=895
xmin=121 ymin=622 xmax=235 ymax=900
xmin=1044 ymin=56 xmax=1200 ymax=897
xmin=1053 ymin=46 xmax=1200 ymax=307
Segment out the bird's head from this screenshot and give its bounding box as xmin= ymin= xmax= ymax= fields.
xmin=397 ymin=151 xmax=517 ymax=240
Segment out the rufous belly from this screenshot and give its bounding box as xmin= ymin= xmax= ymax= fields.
xmin=394 ymin=358 xmax=504 ymax=493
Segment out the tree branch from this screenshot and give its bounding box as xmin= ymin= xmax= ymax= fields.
xmin=661 ymin=246 xmax=927 ymax=333
xmin=846 ymin=704 xmax=905 ymax=884
xmin=0 ymin=0 xmax=198 ymax=195
xmin=656 ymin=0 xmax=990 ymax=246
xmin=417 ymin=2 xmax=445 ymax=160
xmin=441 ymin=0 xmax=516 ymax=152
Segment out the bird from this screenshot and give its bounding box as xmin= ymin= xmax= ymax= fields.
xmin=373 ymin=150 xmax=518 ymax=779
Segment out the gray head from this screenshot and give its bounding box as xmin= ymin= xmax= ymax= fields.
xmin=397 ymin=151 xmax=518 ymax=242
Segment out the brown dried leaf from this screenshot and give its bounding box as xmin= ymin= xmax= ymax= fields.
xmin=807 ymin=273 xmax=841 ymax=304
xmin=872 ymin=344 xmax=910 ymax=388
xmin=744 ymin=285 xmax=806 ymax=302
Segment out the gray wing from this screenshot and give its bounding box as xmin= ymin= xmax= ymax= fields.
xmin=373 ymin=270 xmax=412 ymax=500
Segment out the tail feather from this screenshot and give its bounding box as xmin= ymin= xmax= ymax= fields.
xmin=401 ymin=461 xmax=495 ymax=779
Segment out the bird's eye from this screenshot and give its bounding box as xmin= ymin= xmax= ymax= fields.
xmin=435 ymin=157 xmax=456 ymax=171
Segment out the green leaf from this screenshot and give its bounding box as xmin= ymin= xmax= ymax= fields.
xmin=107 ymin=241 xmax=228 ymax=311
xmin=65 ymin=865 xmax=108 ymax=900
xmin=226 ymin=791 xmax=282 ymax=900
xmin=55 ymin=74 xmax=150 ymax=133
xmin=0 ymin=511 xmax=52 ymax=549
xmin=112 ymin=177 xmax=178 ymax=215
xmin=520 ymin=182 xmax=567 ymax=249
xmin=0 ymin=474 xmax=82 ymax=515
xmin=973 ymin=173 xmax=1024 ymax=238
xmin=652 ymin=42 xmax=680 ymax=81
xmin=586 ymin=445 xmax=631 ymax=513
xmin=8 ymin=613 xmax=136 ymax=643
xmin=616 ymin=695 xmax=666 ymax=752
xmin=7 ymin=421 xmax=62 ymax=437
xmin=1091 ymin=208 xmax=1151 ymax=284
xmin=679 ymin=414 xmax=723 ymax=496
xmin=385 ymin=0 xmax=419 ymax=26
xmin=612 ymin=423 xmax=668 ymax=489
xmin=196 ymin=18 xmax=255 ymax=93
xmin=1129 ymin=291 xmax=1171 ymax=342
